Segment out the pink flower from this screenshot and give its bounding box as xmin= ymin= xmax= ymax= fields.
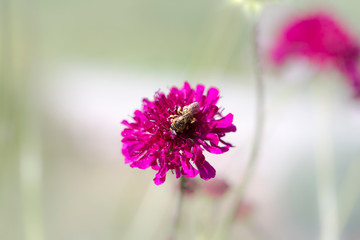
xmin=121 ymin=82 xmax=236 ymax=185
xmin=271 ymin=12 xmax=360 ymax=96
xmin=203 ymin=178 xmax=230 ymax=198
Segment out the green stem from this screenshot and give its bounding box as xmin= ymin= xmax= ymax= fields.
xmin=220 ymin=17 xmax=265 ymax=240
xmin=168 ymin=177 xmax=185 ymax=240
xmin=312 ymin=78 xmax=339 ymax=240
xmin=234 ymin=12 xmax=265 ymax=201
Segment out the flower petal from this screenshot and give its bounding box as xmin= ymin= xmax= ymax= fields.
xmin=213 ymin=113 xmax=234 ymax=128
xmin=180 ymin=155 xmax=198 ymax=178
xmin=205 ymin=133 xmax=219 ymax=145
xmin=154 ymin=167 xmax=167 ymax=185
xmin=196 ymin=160 xmax=216 ymax=180
xmin=195 ymin=84 xmax=205 ymax=104
xmin=205 ymin=87 xmax=220 ymax=106
xmin=130 ymin=155 xmax=156 ymax=169
xmin=198 ymin=139 xmax=230 ymax=154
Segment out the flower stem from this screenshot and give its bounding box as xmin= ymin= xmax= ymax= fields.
xmin=168 ymin=177 xmax=185 ymax=240
xmin=220 ymin=17 xmax=265 ymax=239
xmin=233 ymin=11 xmax=265 ymax=208
xmin=312 ymin=77 xmax=339 ymax=240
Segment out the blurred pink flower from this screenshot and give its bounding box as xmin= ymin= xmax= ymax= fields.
xmin=236 ymin=200 xmax=254 ymax=220
xmin=271 ymin=11 xmax=360 ymax=96
xmin=203 ymin=178 xmax=230 ymax=198
xmin=121 ymin=82 xmax=236 ymax=185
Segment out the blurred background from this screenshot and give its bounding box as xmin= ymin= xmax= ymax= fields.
xmin=1 ymin=0 xmax=360 ymax=239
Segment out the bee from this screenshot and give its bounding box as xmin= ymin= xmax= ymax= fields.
xmin=169 ymin=102 xmax=200 ymax=133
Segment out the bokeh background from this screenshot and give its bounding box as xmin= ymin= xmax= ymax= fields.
xmin=1 ymin=0 xmax=360 ymax=239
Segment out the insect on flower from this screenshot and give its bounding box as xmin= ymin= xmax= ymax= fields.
xmin=121 ymin=82 xmax=236 ymax=185
xmin=169 ymin=102 xmax=200 ymax=133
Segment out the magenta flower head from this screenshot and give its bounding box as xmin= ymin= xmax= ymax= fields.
xmin=271 ymin=11 xmax=360 ymax=96
xmin=121 ymin=82 xmax=236 ymax=185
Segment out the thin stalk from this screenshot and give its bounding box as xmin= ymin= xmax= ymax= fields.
xmin=233 ymin=14 xmax=265 ymax=221
xmin=19 ymin=0 xmax=45 ymax=239
xmin=313 ymin=81 xmax=339 ymax=240
xmin=168 ymin=177 xmax=185 ymax=240
xmin=338 ymin=155 xmax=360 ymax=233
xmin=237 ymin=13 xmax=264 ymax=199
xmin=219 ymin=17 xmax=265 ymax=240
